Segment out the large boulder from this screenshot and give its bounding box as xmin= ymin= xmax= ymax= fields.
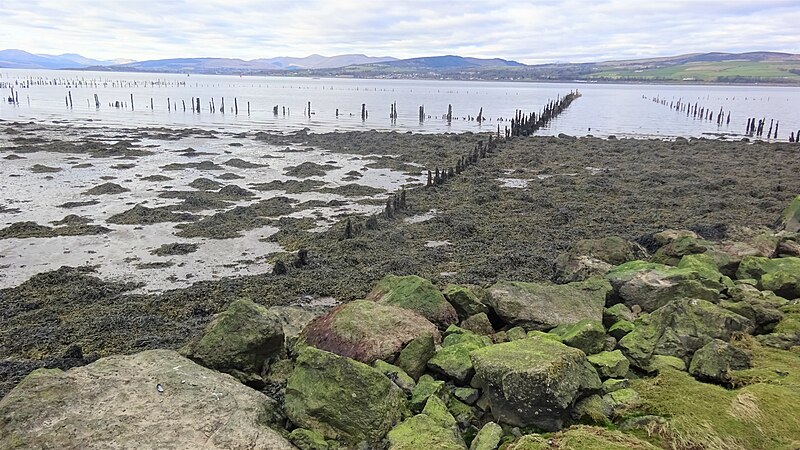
xmin=553 ymin=236 xmax=642 ymax=283
xmin=736 ymin=256 xmax=800 ymax=299
xmin=284 ymin=346 xmax=407 ymax=445
xmin=300 ymin=300 xmax=439 ymax=364
xmin=180 ymin=299 xmax=284 ymax=383
xmin=368 ymin=275 xmax=458 ymax=329
xmin=779 ymin=195 xmax=800 ymax=232
xmin=606 ymin=261 xmax=726 ymax=312
xmin=618 ymin=298 xmax=753 ymax=371
xmin=486 ymin=278 xmax=612 ymax=331
xmin=688 ymin=339 xmax=751 ymax=385
xmin=470 ymin=336 xmax=602 ymax=431
xmin=0 ymin=350 xmax=295 ymax=449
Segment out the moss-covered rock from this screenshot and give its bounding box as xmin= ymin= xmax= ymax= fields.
xmin=757 ymin=310 xmax=800 ymax=349
xmin=649 ymin=355 xmax=687 ymax=372
xmin=387 ymin=396 xmax=466 ymax=450
xmin=375 ymin=360 xmax=416 ymax=394
xmin=443 ymin=284 xmax=489 ymax=321
xmin=454 ymin=387 xmax=480 ymax=405
xmin=607 ymin=261 xmax=726 ymax=312
xmin=601 ymin=378 xmax=630 ymax=394
xmin=505 ymin=326 xmax=528 ymax=341
xmin=301 ymin=300 xmax=439 ymax=364
xmin=653 ymin=229 xmax=699 ymax=246
xmin=608 ymin=319 xmax=635 ymax=340
xmin=411 ymin=374 xmax=448 ymax=411
xmin=179 ymin=298 xmax=284 ymax=383
xmin=779 ymin=194 xmax=800 ymax=233
xmin=284 ymin=347 xmax=408 ymax=445
xmin=603 ymin=303 xmax=634 ymax=328
xmin=553 ymin=236 xmax=642 ymax=283
xmin=737 ymin=256 xmax=800 ymax=299
xmin=677 ymin=253 xmax=735 ymax=289
xmin=551 ymin=320 xmax=606 ymax=355
xmin=368 ymin=275 xmax=458 ymax=329
xmin=618 ymin=298 xmax=752 ymax=371
xmin=469 ymin=421 xmax=503 ymax=450
xmin=461 ymin=312 xmax=495 ymax=336
xmin=688 ymin=339 xmax=751 ymax=385
xmin=428 ymin=330 xmax=489 ymax=384
xmin=288 ymin=428 xmax=334 ymax=450
xmin=572 ymin=394 xmax=612 ymax=426
xmin=720 ymin=284 xmax=787 ymax=334
xmin=396 ymin=333 xmax=437 ymax=380
xmin=470 ymin=336 xmax=601 ymax=431
xmin=486 ymin=278 xmax=611 ymax=331
xmin=652 ymin=235 xmax=713 ymax=266
xmin=587 ymin=350 xmax=630 ymax=378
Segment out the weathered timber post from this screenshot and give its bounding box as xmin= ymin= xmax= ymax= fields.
xmin=361 ymin=104 xmax=366 ymax=120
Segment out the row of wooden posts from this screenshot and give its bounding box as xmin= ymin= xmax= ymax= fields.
xmin=650 ymin=96 xmax=732 ymax=125
xmin=508 ymin=90 xmax=581 ymax=138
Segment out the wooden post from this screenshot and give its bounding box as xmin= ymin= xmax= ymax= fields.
xmin=308 ymin=101 xmax=311 ymax=117
xmin=247 ymin=101 xmax=250 ymax=115
xmin=182 ymin=100 xmax=186 ymax=111
xmin=168 ymin=98 xmax=171 ymax=111
xmin=191 ymin=97 xmax=195 ymax=112
xmin=336 ymin=108 xmax=339 ymax=117
xmin=419 ymin=105 xmax=424 ymax=122
xmin=447 ymin=104 xmax=452 ymax=123
xmin=131 ymin=94 xmax=134 ymax=111
xmin=196 ymin=97 xmax=200 ymax=113
xmin=94 ymin=94 xmax=100 ymax=109
xmin=150 ymin=98 xmax=154 ymax=110
xmin=273 ymin=105 xmax=278 ymax=115
xmin=361 ymin=103 xmax=366 ymax=120
xmin=477 ymin=107 xmax=483 ymax=123
xmin=234 ymin=98 xmax=238 ymax=115
xmin=220 ymin=97 xmax=225 ymax=114
xmin=68 ymin=91 xmax=73 ymax=108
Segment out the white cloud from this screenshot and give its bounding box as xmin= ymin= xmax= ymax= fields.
xmin=1 ymin=0 xmax=798 ymax=63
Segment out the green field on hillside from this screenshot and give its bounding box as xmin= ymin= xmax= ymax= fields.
xmin=589 ymin=61 xmax=800 ymax=82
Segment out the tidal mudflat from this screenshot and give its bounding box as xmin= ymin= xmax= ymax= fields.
xmin=2 ymin=125 xmax=799 ymax=401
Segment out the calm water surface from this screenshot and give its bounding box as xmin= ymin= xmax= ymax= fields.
xmin=1 ymin=69 xmax=799 ymax=139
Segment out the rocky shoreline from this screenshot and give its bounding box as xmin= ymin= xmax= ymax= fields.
xmin=1 ymin=126 xmax=800 ymax=448
xmin=1 ymin=196 xmax=799 ymax=448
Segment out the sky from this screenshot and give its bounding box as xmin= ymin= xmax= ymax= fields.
xmin=2 ymin=0 xmax=799 ymax=64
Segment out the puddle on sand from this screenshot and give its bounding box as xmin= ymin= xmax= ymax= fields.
xmin=404 ymin=209 xmax=438 ymax=224
xmin=0 ymin=123 xmax=426 ymax=291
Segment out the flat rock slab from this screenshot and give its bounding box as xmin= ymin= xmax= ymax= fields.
xmin=0 ymin=349 xmax=295 ymax=450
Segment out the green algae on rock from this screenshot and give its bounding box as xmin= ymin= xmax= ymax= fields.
xmin=587 ymin=350 xmax=630 ymax=379
xmin=550 ymin=319 xmax=606 ymax=355
xmin=301 ymin=300 xmax=439 ymax=364
xmin=486 ymin=278 xmax=611 ymax=331
xmin=285 ymin=346 xmax=408 ymax=445
xmin=470 ymin=336 xmax=601 ymax=431
xmin=606 ymin=260 xmax=727 ymax=312
xmin=737 ymin=256 xmax=800 ymax=299
xmin=443 ymin=284 xmax=489 ymax=321
xmin=396 ymin=333 xmax=437 ymax=380
xmin=179 ymin=299 xmax=284 ymax=383
xmin=368 ymin=274 xmax=458 ymax=329
xmin=387 ymin=395 xmax=466 ymax=450
xmin=618 ymin=298 xmax=753 ymax=371
xmin=779 ymin=195 xmax=800 ymax=233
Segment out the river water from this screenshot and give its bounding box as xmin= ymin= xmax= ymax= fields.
xmin=1 ymin=69 xmax=799 ymax=139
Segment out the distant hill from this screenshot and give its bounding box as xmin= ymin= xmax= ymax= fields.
xmin=363 ymin=55 xmax=523 ymax=70
xmin=0 ymin=49 xmax=120 ymax=69
xmin=2 ymin=49 xmax=799 ymax=84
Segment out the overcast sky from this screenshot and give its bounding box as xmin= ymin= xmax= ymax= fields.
xmin=2 ymin=0 xmax=799 ymax=63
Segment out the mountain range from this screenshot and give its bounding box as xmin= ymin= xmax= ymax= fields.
xmin=2 ymin=49 xmax=799 ymax=84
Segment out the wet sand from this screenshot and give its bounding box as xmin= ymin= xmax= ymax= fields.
xmin=2 ymin=123 xmax=800 ymax=397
